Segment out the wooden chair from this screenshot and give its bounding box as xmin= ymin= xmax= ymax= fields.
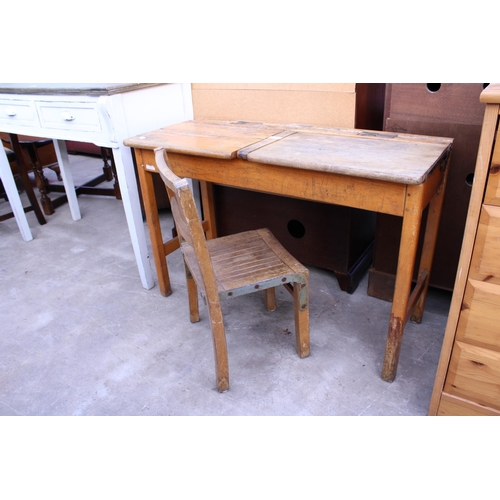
xmin=1 ymin=133 xmax=61 ymax=216
xmin=155 ymin=148 xmax=310 ymax=392
xmin=1 ymin=137 xmax=47 ymax=227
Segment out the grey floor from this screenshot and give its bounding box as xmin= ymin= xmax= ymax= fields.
xmin=0 ymin=154 xmax=452 ymax=416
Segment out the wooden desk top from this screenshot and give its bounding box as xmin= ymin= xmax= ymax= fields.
xmin=125 ymin=120 xmax=453 ymax=185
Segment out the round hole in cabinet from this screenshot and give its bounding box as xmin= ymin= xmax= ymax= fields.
xmin=466 ymin=173 xmax=474 ymax=187
xmin=426 ymin=83 xmax=441 ymax=93
xmin=287 ymin=219 xmax=306 ymax=239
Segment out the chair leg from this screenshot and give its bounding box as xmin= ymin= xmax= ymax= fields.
xmin=8 ymin=135 xmax=47 ymax=225
xmin=207 ymin=303 xmax=229 ymax=392
xmin=263 ymin=287 xmax=277 ymax=311
xmin=293 ymin=282 xmax=310 ymax=358
xmin=49 ymin=165 xmax=62 ymax=181
xmin=184 ymin=261 xmax=199 ymax=323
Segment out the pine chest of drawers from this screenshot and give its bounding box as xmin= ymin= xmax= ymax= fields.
xmin=429 ymin=83 xmax=500 ymax=415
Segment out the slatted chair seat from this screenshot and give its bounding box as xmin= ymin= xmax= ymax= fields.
xmin=182 ymin=229 xmax=308 ymax=300
xmin=155 ymin=147 xmax=310 ymax=392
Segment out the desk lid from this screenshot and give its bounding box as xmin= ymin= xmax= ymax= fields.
xmin=241 ymin=128 xmax=453 ymax=184
xmin=125 ymin=120 xmax=287 ymax=159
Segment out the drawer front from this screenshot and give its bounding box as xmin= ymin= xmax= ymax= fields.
xmin=469 ymin=204 xmax=500 ymax=284
xmin=438 ymin=393 xmax=500 ymax=415
xmin=0 ymin=99 xmax=39 ymax=127
xmin=484 ymin=125 xmax=500 ymax=206
xmin=457 ymin=279 xmax=500 ymax=350
xmin=443 ymin=341 xmax=500 ymax=410
xmin=36 ymin=101 xmax=102 ymax=134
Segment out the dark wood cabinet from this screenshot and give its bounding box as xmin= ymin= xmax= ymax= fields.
xmin=368 ymin=83 xmax=487 ymax=300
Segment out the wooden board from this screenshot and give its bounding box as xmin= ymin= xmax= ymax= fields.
xmin=191 ymin=83 xmax=359 ymax=128
xmin=241 ymin=130 xmax=452 ymax=184
xmin=125 ymin=120 xmax=286 ymax=159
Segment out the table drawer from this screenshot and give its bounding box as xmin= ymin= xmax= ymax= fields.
xmin=36 ymin=101 xmax=102 ymax=134
xmin=0 ymin=99 xmax=39 ymax=127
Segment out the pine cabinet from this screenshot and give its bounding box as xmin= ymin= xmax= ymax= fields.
xmin=429 ymin=84 xmax=500 ymax=415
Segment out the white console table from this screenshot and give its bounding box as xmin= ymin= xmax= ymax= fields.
xmin=0 ymin=83 xmax=193 ymax=289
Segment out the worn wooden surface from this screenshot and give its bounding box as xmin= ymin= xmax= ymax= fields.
xmin=125 ymin=120 xmax=286 ymax=159
xmin=240 ymin=130 xmax=451 ymax=184
xmin=126 ymin=120 xmax=452 ymax=184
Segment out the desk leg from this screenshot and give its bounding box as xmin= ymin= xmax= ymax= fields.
xmin=382 ymin=185 xmax=424 ymax=382
xmin=199 ymin=181 xmax=217 ymax=239
xmin=0 ymin=147 xmax=33 ymax=241
xmin=53 ymin=140 xmax=81 ymax=221
xmin=112 ymin=145 xmax=155 ymax=290
xmin=411 ymin=163 xmax=449 ymax=323
xmin=136 ymin=150 xmax=173 ymax=297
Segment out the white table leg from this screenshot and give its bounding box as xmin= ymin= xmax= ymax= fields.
xmin=53 ymin=139 xmax=81 ymax=221
xmin=0 ymin=146 xmax=33 ymax=241
xmin=112 ymin=145 xmax=155 ymax=290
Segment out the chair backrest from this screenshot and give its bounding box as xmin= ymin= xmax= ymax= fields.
xmin=154 ymin=148 xmax=219 ymax=299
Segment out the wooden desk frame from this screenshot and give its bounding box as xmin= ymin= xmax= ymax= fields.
xmin=130 ymin=126 xmax=451 ymax=382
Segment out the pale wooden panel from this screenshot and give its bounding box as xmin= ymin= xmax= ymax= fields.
xmin=192 ymin=87 xmax=358 ymax=128
xmin=469 ymin=205 xmax=500 ymax=284
xmin=456 ymin=279 xmax=500 ymax=351
xmin=444 ymin=341 xmax=500 ymax=410
xmin=438 ymin=393 xmax=500 ymax=416
xmin=192 ymin=83 xmax=356 ymax=92
xmin=484 ymin=126 xmax=500 ymax=206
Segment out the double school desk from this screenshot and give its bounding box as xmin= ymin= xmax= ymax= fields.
xmin=125 ymin=120 xmax=453 ymax=382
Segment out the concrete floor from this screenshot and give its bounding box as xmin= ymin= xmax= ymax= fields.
xmin=0 ymin=154 xmax=452 ymax=416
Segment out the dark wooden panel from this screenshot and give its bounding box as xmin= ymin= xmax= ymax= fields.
xmin=213 ymin=185 xmax=376 ymax=294
xmin=384 ymin=83 xmax=486 ymax=125
xmin=368 ymin=84 xmax=485 ymax=299
xmin=355 ymin=83 xmax=386 ymax=130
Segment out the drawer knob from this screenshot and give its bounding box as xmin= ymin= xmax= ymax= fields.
xmin=61 ymin=111 xmax=75 ymax=121
xmin=5 ymin=108 xmax=16 ymax=117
